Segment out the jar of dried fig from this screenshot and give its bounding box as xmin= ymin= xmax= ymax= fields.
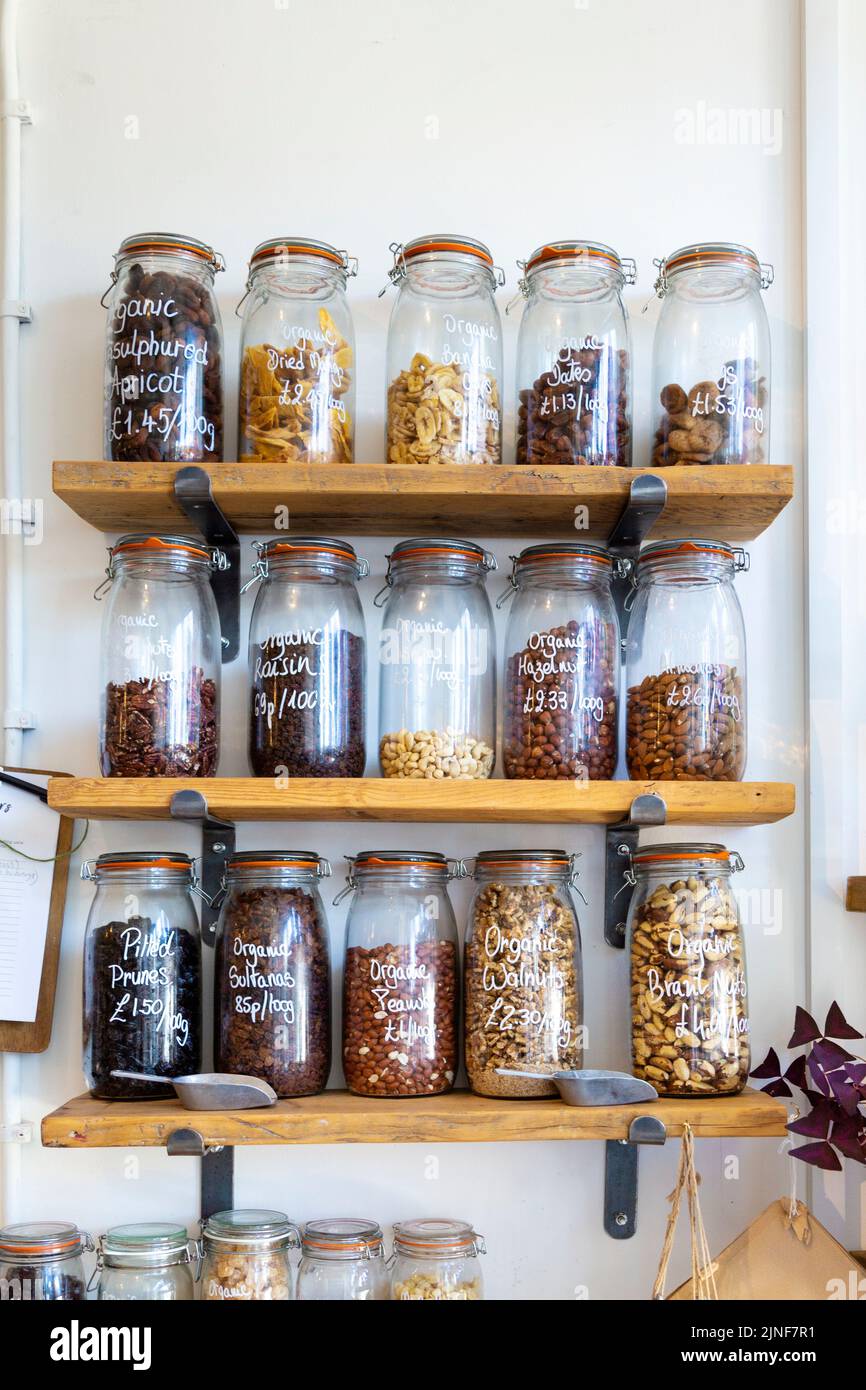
xmin=383 ymin=235 xmax=504 ymax=466
xmin=626 ymin=843 xmax=750 ymax=1096
xmin=214 ymin=851 xmax=332 ymax=1097
xmin=245 ymin=537 xmax=368 ymax=778
xmin=96 ymin=534 xmax=222 ymax=777
xmin=511 ymin=241 xmax=634 ymax=467
xmin=103 ymin=232 xmax=224 ymax=462
xmin=625 ymin=539 xmax=748 ymax=782
xmin=649 ymin=242 xmax=772 ymax=467
xmin=237 ymin=238 xmax=357 ymax=465
xmin=464 ymin=850 xmax=584 ymax=1098
xmin=499 ymin=543 xmax=621 ymax=780
xmin=339 ymin=850 xmax=461 ymax=1098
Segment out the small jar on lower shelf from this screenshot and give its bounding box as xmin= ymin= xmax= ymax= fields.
xmin=96 ymin=1223 xmax=196 ymax=1300
xmin=200 ymin=1209 xmax=298 ymax=1301
xmin=297 ymin=1219 xmax=388 ymax=1301
xmin=390 ymin=1219 xmax=485 ymax=1301
xmin=0 ymin=1222 xmax=91 ymax=1301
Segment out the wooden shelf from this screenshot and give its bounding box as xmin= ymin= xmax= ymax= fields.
xmin=41 ymin=1086 xmax=787 ymax=1149
xmin=53 ymin=460 xmax=793 ymax=541
xmin=47 ymin=776 xmax=795 ymax=825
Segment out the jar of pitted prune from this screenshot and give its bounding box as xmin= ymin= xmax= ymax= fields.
xmin=246 ymin=537 xmax=368 ymax=777
xmin=103 ymin=232 xmax=224 ymax=462
xmin=96 ymin=534 xmax=222 ymax=777
xmin=0 ymin=1222 xmax=91 ymax=1302
xmin=215 ymin=851 xmax=332 ymax=1097
xmin=499 ymin=543 xmax=621 ymax=780
xmin=82 ymin=852 xmax=202 ymax=1099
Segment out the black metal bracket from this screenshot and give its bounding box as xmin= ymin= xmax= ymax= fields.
xmin=604 ymin=793 xmax=667 ymax=948
xmin=166 ymin=1128 xmax=235 ymax=1222
xmin=174 ymin=465 xmax=240 ymax=663
xmin=169 ymin=788 xmax=235 ymax=947
xmin=604 ymin=1114 xmax=667 ymax=1239
xmin=607 ymin=473 xmax=668 ymax=654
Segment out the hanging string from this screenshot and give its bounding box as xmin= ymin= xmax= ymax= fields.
xmin=0 ymin=820 xmax=89 ymax=862
xmin=652 ymin=1123 xmax=718 ymax=1300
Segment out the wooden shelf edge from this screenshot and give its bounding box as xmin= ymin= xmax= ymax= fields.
xmin=46 ymin=777 xmax=796 ymax=825
xmin=41 ymin=1087 xmax=787 ymax=1149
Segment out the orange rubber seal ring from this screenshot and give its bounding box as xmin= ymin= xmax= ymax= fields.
xmin=519 ymin=549 xmax=610 ymax=566
xmin=303 ymin=1238 xmax=380 ymax=1252
xmin=2 ymin=1237 xmax=80 ymax=1254
xmin=114 ymin=537 xmax=211 ymax=560
xmin=99 ymin=858 xmax=190 ymax=871
xmin=251 ymin=243 xmax=343 ymax=267
xmin=392 ymin=546 xmax=484 ymax=562
xmin=265 ymin=542 xmax=356 ymax=563
xmin=634 ymin=851 xmax=730 ymax=864
xmin=357 ymin=858 xmax=445 ymax=871
xmin=526 ymin=244 xmax=618 ymax=273
xmin=404 ymin=239 xmax=493 ymax=265
xmin=120 ymin=239 xmax=213 ymax=261
xmin=229 ymin=859 xmax=319 ymax=870
xmin=641 ymin=542 xmax=733 ymax=562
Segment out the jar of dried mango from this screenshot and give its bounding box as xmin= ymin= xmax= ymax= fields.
xmin=237 ymin=238 xmax=357 ymax=465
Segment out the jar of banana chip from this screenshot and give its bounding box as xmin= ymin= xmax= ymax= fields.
xmin=626 ymin=843 xmax=750 ymax=1098
xmin=237 ymin=238 xmax=357 ymax=465
xmin=382 ymin=235 xmax=503 ymax=466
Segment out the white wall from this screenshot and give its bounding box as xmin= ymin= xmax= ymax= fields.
xmin=4 ymin=0 xmax=822 ymax=1298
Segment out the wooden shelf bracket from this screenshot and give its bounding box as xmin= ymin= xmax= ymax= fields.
xmin=169 ymin=788 xmax=235 ymax=946
xmin=604 ymin=1113 xmax=668 ymax=1239
xmin=173 ymin=465 xmax=241 ymax=663
xmin=604 ymin=793 xmax=668 ymax=948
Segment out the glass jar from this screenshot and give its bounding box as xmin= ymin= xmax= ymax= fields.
xmin=383 ymin=235 xmax=503 ymax=466
xmin=246 ymin=536 xmax=367 ymax=777
xmin=96 ymin=533 xmax=222 ymax=777
xmin=649 ymin=242 xmax=772 ymax=467
xmin=297 ymin=1219 xmax=388 ymax=1301
xmin=464 ymin=850 xmax=583 ymax=1098
xmin=95 ymin=1223 xmax=195 ymax=1301
xmin=625 ymin=539 xmax=748 ymax=782
xmin=238 ymin=238 xmax=357 ymax=465
xmin=215 ymin=851 xmax=332 ymax=1096
xmin=377 ymin=538 xmax=496 ymax=777
xmin=103 ymin=232 xmax=224 ymax=462
xmin=500 ymin=543 xmax=620 ymax=780
xmin=0 ymin=1222 xmax=91 ymax=1301
xmin=200 ymin=1209 xmax=297 ymax=1301
xmin=390 ymin=1220 xmax=485 ymax=1301
xmin=82 ymin=851 xmax=202 ymax=1099
xmin=627 ymin=843 xmax=750 ymax=1096
xmin=340 ymin=851 xmax=460 ymax=1098
xmin=512 ymin=241 xmax=634 ymax=468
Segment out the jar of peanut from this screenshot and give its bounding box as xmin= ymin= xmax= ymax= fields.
xmin=390 ymin=1219 xmax=485 ymax=1300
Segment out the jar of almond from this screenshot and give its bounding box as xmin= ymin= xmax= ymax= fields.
xmin=626 ymin=843 xmax=750 ymax=1097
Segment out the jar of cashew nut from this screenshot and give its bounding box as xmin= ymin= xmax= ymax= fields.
xmin=627 ymin=843 xmax=750 ymax=1097
xmin=383 ymin=235 xmax=503 ymax=466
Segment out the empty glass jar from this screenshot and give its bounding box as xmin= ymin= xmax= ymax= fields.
xmin=96 ymin=533 xmax=221 ymax=777
xmin=214 ymin=851 xmax=332 ymax=1096
xmin=0 ymin=1222 xmax=90 ymax=1301
xmin=513 ymin=240 xmax=634 ymax=467
xmin=246 ymin=536 xmax=367 ymax=777
xmin=650 ymin=242 xmax=772 ymax=467
xmin=500 ymin=543 xmax=620 ymax=780
xmin=238 ymin=237 xmax=357 ymax=464
xmin=625 ymin=539 xmax=748 ymax=782
xmin=390 ymin=1220 xmax=485 ymax=1301
xmin=377 ymin=538 xmax=496 ymax=778
xmin=200 ymin=1209 xmax=298 ymax=1301
xmin=297 ymin=1219 xmax=388 ymax=1301
xmin=95 ymin=1223 xmax=195 ymax=1300
xmin=103 ymin=232 xmax=224 ymax=462
xmin=384 ymin=235 xmax=503 ymax=465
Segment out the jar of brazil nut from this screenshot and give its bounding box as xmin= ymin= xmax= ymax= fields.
xmin=377 ymin=538 xmax=496 ymax=778
xmin=238 ymin=238 xmax=357 ymax=464
xmin=214 ymin=851 xmax=332 ymax=1097
xmin=464 ymin=851 xmax=583 ymax=1098
xmin=103 ymin=232 xmax=224 ymax=463
xmin=625 ymin=539 xmax=748 ymax=782
xmin=200 ymin=1210 xmax=298 ymax=1301
xmin=500 ymin=543 xmax=620 ymax=780
xmin=297 ymin=1219 xmax=388 ymax=1301
xmin=650 ymin=242 xmax=772 ymax=467
xmin=390 ymin=1220 xmax=485 ymax=1301
xmin=627 ymin=843 xmax=750 ymax=1096
xmin=383 ymin=235 xmax=503 ymax=466
xmin=340 ymin=851 xmax=460 ymax=1097
xmin=245 ymin=537 xmax=368 ymax=778
xmin=512 ymin=240 xmax=634 ymax=467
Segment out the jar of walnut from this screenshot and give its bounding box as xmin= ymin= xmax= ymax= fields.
xmin=383 ymin=235 xmax=503 ymax=466
xmin=626 ymin=843 xmax=750 ymax=1097
xmin=464 ymin=851 xmax=583 ymax=1098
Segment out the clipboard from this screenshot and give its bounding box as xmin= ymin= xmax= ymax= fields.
xmin=0 ymin=766 xmax=75 ymax=1054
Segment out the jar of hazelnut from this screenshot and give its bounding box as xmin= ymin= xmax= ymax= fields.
xmin=200 ymin=1209 xmax=298 ymax=1301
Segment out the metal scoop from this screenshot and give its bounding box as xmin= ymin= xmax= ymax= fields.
xmin=111 ymin=1070 xmax=277 ymax=1110
xmin=495 ymin=1067 xmax=658 ymax=1107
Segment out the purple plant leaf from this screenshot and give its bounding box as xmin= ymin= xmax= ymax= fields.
xmin=791 ymin=1140 xmax=842 ymax=1171
xmin=750 ymin=1047 xmax=782 ymax=1080
xmin=828 ymin=1067 xmax=863 ymax=1117
xmin=787 ymin=1103 xmax=833 ymax=1139
xmin=761 ymin=1078 xmax=793 ymax=1098
xmin=807 ymin=1051 xmax=832 ymax=1096
xmin=824 ymin=1001 xmax=864 ymax=1041
xmin=829 ymin=1115 xmax=866 ymax=1165
xmin=783 ymin=1055 xmax=808 ymax=1091
xmin=812 ymin=1038 xmax=856 ymax=1068
xmin=788 ymin=1007 xmax=822 ymax=1048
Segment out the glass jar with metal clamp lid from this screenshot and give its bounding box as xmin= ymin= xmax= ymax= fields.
xmin=237 ymin=238 xmax=357 ymax=465
xmin=383 ymin=235 xmax=504 ymax=466
xmin=94 ymin=1223 xmax=196 ymax=1300
xmin=297 ymin=1219 xmax=388 ymax=1301
xmin=102 ymin=231 xmax=225 ymax=463
xmin=0 ymin=1221 xmax=92 ymax=1301
xmin=625 ymin=842 xmax=750 ymax=1097
xmin=95 ymin=533 xmax=223 ymax=777
xmin=649 ymin=242 xmax=773 ymax=467
xmin=200 ymin=1209 xmax=298 ymax=1301
xmin=509 ymin=240 xmax=635 ymax=467
xmin=390 ymin=1219 xmax=486 ymax=1300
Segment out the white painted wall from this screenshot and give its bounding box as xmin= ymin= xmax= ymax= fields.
xmin=2 ymin=0 xmax=838 ymax=1298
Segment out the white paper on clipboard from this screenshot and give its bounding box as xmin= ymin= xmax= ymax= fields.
xmin=0 ymin=770 xmax=58 ymax=1023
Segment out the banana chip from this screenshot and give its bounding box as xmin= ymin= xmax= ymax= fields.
xmin=386 ymin=355 xmax=501 ymax=466
xmin=240 ymin=323 xmax=354 ymax=464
